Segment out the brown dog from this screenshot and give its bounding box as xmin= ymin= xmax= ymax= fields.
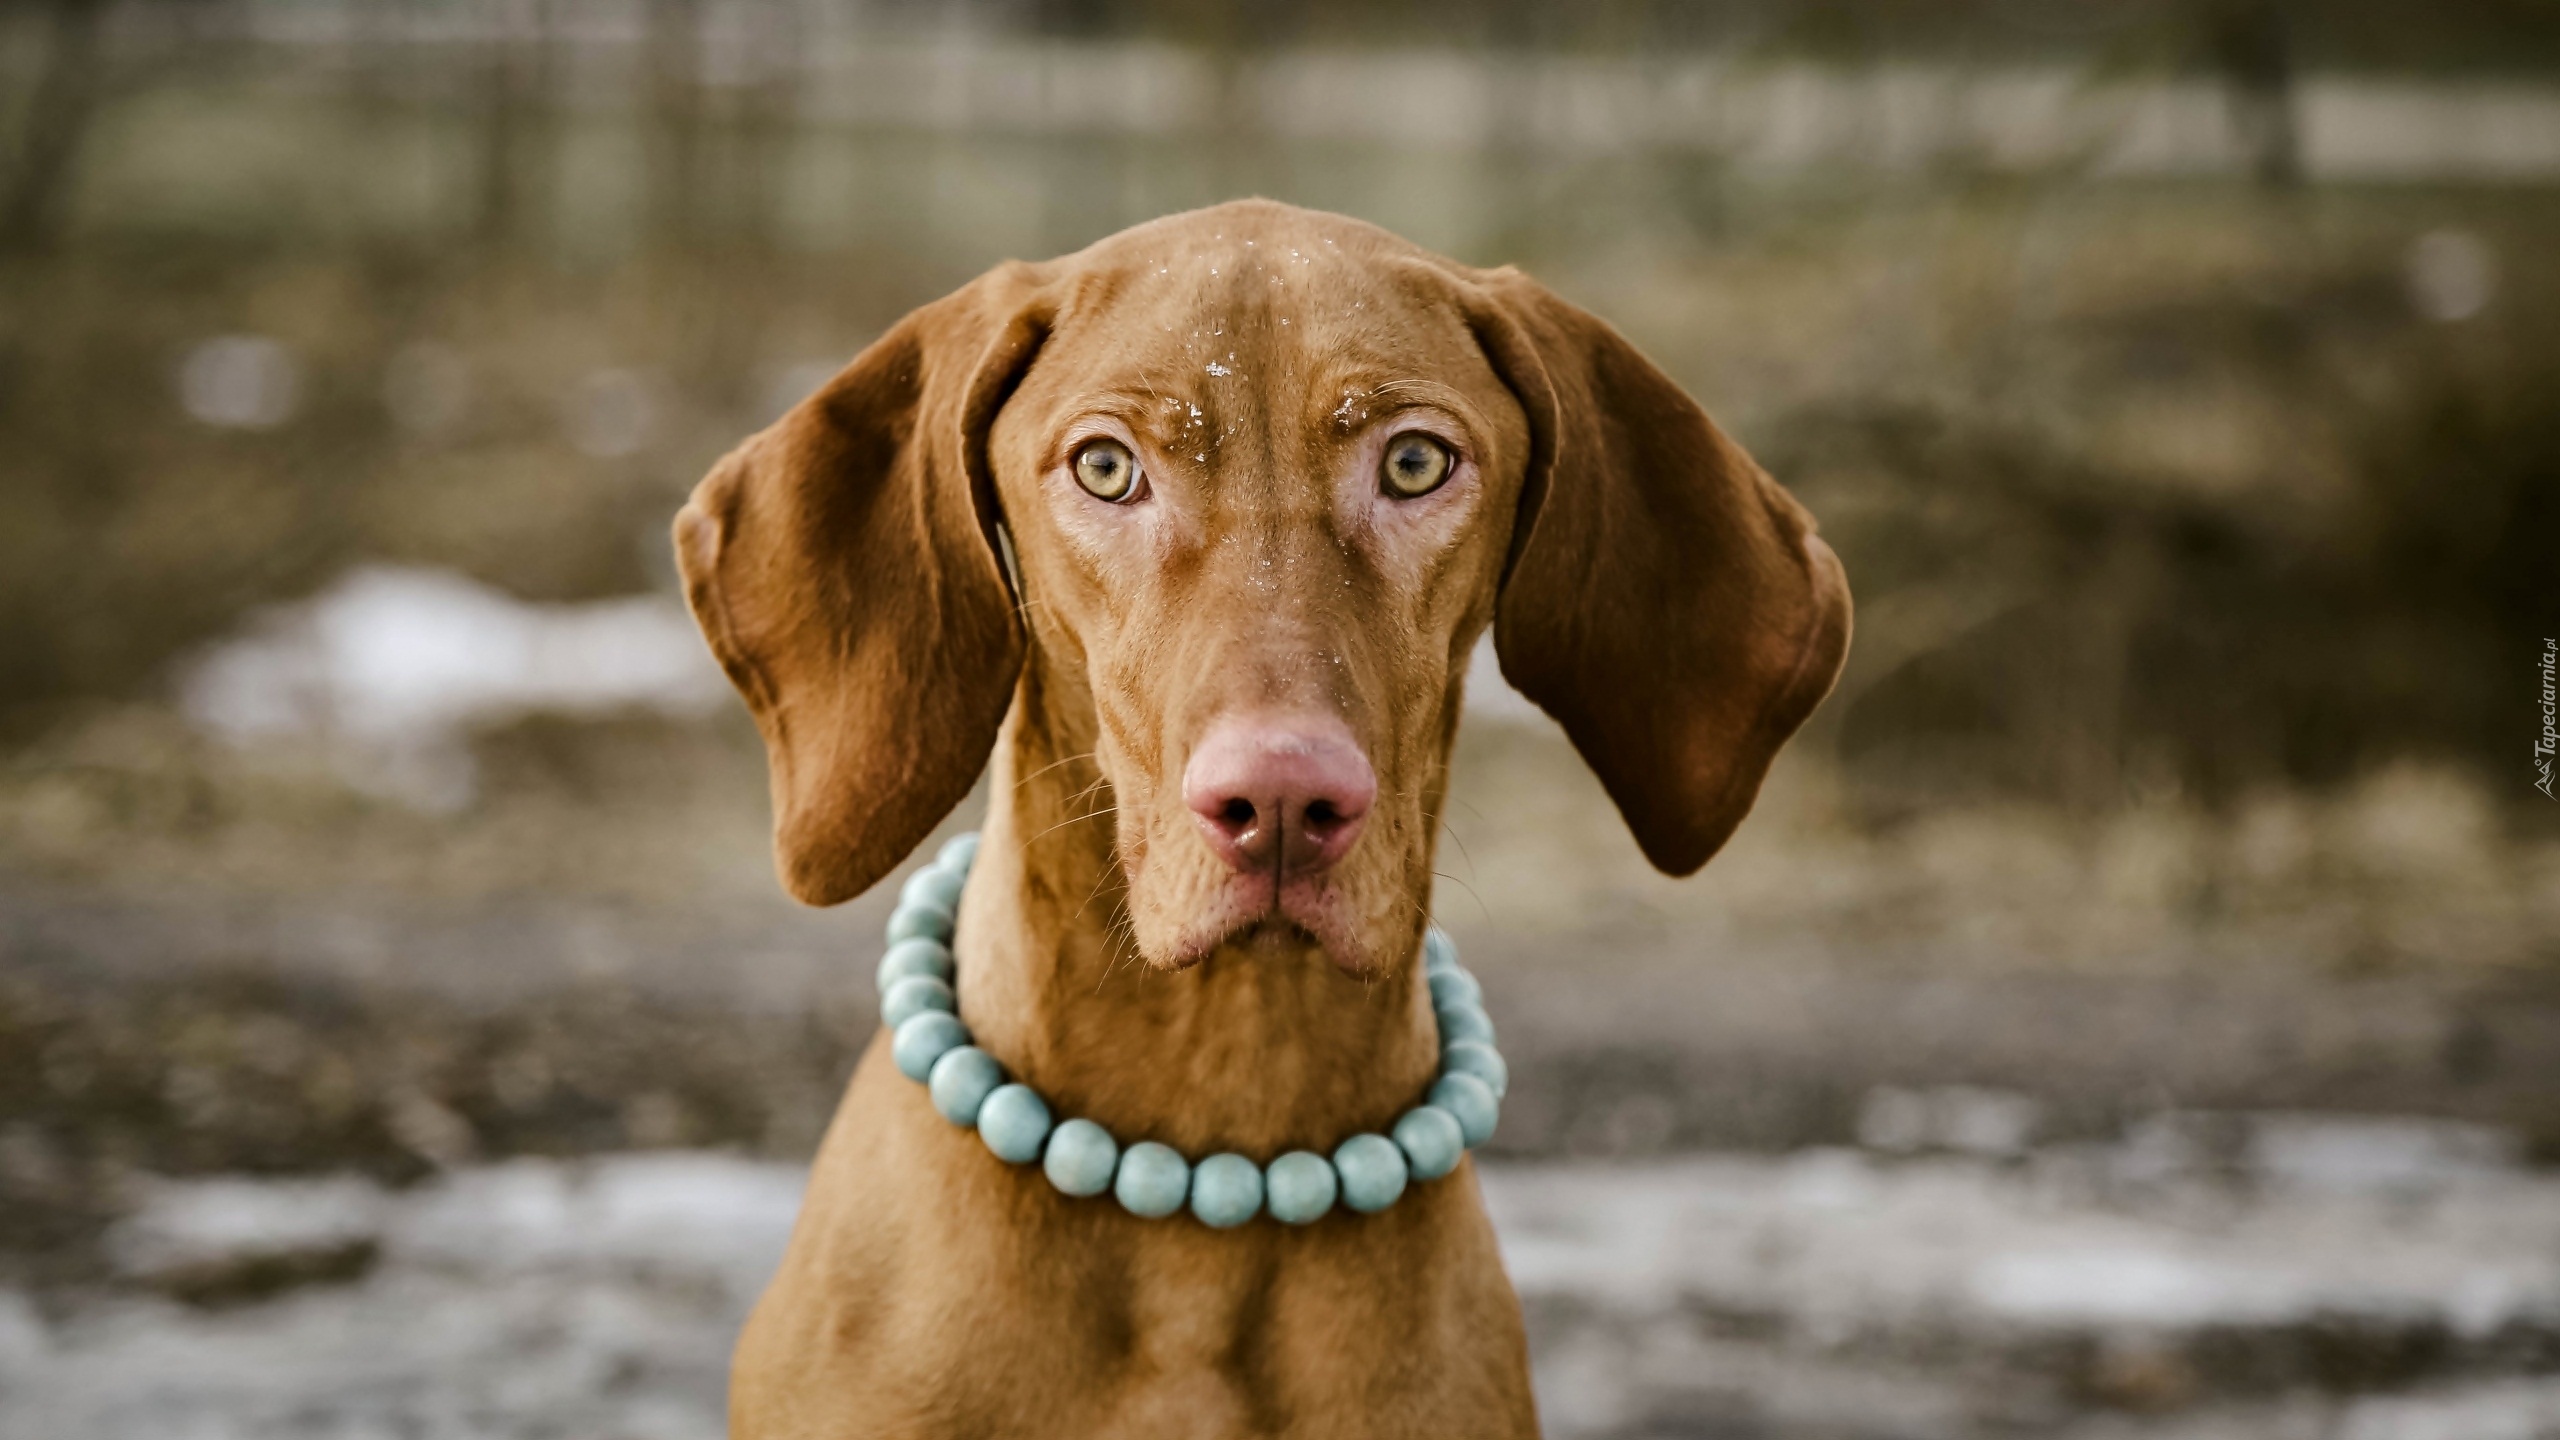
xmin=674 ymin=199 xmax=1850 ymax=1438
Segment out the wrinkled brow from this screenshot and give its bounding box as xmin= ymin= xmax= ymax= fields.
xmin=1305 ymin=372 xmax=1489 ymax=440
xmin=1036 ymin=379 xmax=1233 ymax=458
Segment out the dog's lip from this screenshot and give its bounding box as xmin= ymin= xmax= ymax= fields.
xmin=1155 ymin=873 xmax=1375 ymax=973
xmin=1276 ymin=879 xmax=1378 ymax=973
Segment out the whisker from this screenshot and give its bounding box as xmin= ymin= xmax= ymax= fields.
xmin=1071 ymin=861 xmax=1129 ymax=925
xmin=1390 ymin=890 xmax=1436 ymax=944
xmin=1096 ymin=908 xmax=1145 ymax=994
xmin=1425 ymin=808 xmax=1478 ymax=882
xmin=1027 ymin=804 xmax=1116 ymax=848
xmin=1014 ymin=750 xmax=1098 ymax=790
xmin=1433 ymin=869 xmax=1491 ymax=925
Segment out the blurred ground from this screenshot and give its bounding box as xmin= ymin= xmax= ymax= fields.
xmin=6 ymin=1130 xmax=2558 ymax=1440
xmin=3 ymin=3 xmax=2559 ymax=1436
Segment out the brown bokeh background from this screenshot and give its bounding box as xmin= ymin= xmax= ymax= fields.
xmin=2 ymin=3 xmax=2557 ymax=1436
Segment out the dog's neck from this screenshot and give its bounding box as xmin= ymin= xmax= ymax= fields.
xmin=948 ymin=683 xmax=1442 ymax=1158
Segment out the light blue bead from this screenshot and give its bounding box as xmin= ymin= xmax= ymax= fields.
xmin=927 ymin=1045 xmax=1004 ymax=1126
xmin=900 ymin=865 xmax=967 ymax=916
xmin=1264 ymin=1151 xmax=1338 ymax=1225
xmin=936 ymin=832 xmax=982 ymax=874
xmin=881 ymin=974 xmax=956 ymax=1029
xmin=1435 ymin=1001 xmax=1496 ymax=1048
xmin=876 ymin=938 xmax=954 ymax=991
xmin=886 ymin=901 xmax=954 ymax=945
xmin=1423 ymin=926 xmax=1460 ymax=977
xmin=891 ymin=1011 xmax=969 ymax=1081
xmin=1189 ymin=1153 xmax=1265 ymax=1229
xmin=1333 ymin=1133 xmax=1408 ymax=1213
xmin=1426 ymin=968 xmax=1483 ymax=1011
xmin=1393 ymin=1105 xmax=1466 ymax=1181
xmin=1429 ymin=1072 xmax=1500 ymax=1148
xmin=1439 ymin=1039 xmax=1509 ymax=1100
xmin=1043 ymin=1118 xmax=1119 ymax=1197
xmin=977 ymin=1084 xmax=1052 ymax=1164
xmin=1115 ymin=1141 xmax=1190 ymax=1218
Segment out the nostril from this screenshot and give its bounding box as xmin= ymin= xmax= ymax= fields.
xmin=1184 ymin=713 xmax=1376 ymax=875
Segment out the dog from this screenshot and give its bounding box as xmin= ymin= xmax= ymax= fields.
xmin=674 ymin=199 xmax=1850 ymax=1438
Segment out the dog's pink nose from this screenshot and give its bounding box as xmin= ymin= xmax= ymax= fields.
xmin=1183 ymin=715 xmax=1376 ymax=878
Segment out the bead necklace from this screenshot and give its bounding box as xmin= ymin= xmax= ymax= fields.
xmin=875 ymin=832 xmax=1509 ymax=1227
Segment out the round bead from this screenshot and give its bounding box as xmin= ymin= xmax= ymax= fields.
xmin=900 ymin=865 xmax=967 ymax=916
xmin=891 ymin=1011 xmax=969 ymax=1081
xmin=1189 ymin=1153 xmax=1265 ymax=1229
xmin=1438 ymin=1039 xmax=1509 ymax=1100
xmin=876 ymin=938 xmax=954 ymax=991
xmin=1435 ymin=1001 xmax=1496 ymax=1048
xmin=1393 ymin=1105 xmax=1467 ymax=1181
xmin=1264 ymin=1151 xmax=1338 ymax=1225
xmin=1114 ymin=1141 xmax=1190 ymax=1218
xmin=1423 ymin=926 xmax=1460 ymax=977
xmin=1043 ymin=1118 xmax=1119 ymax=1197
xmin=881 ymin=974 xmax=956 ymax=1029
xmin=1333 ymin=1133 xmax=1409 ymax=1214
xmin=936 ymin=832 xmax=982 ymax=874
xmin=1429 ymin=1072 xmax=1500 ymax=1148
xmin=977 ymin=1084 xmax=1052 ymax=1164
xmin=886 ymin=901 xmax=954 ymax=945
xmin=1426 ymin=968 xmax=1483 ymax=1011
xmin=927 ymin=1045 xmax=1004 ymax=1126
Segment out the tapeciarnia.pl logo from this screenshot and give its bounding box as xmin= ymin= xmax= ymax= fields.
xmin=2538 ymin=638 xmax=2558 ymax=801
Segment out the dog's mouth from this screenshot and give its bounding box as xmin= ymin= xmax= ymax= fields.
xmin=1232 ymin=916 xmax=1320 ymax=954
xmin=1151 ymin=868 xmax=1377 ymax=975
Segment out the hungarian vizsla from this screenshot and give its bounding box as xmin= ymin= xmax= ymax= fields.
xmin=674 ymin=199 xmax=1851 ymax=1438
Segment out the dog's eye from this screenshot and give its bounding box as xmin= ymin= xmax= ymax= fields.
xmin=1072 ymin=439 xmax=1140 ymax=502
xmin=1380 ymin=432 xmax=1453 ymax=499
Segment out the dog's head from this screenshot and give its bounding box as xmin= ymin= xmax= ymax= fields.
xmin=675 ymin=201 xmax=1849 ymax=975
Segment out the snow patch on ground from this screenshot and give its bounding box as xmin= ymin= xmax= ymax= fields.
xmin=8 ymin=1121 xmax=2558 ymax=1440
xmin=179 ymin=566 xmax=727 ymax=809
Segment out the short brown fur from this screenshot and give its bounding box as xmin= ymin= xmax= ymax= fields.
xmin=675 ymin=200 xmax=1850 ymax=1438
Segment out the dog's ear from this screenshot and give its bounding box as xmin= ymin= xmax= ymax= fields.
xmin=673 ymin=265 xmax=1049 ymax=905
xmin=1465 ymin=267 xmax=1852 ymax=876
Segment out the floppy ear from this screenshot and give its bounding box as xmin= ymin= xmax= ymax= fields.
xmin=1467 ymin=267 xmax=1852 ymax=876
xmin=673 ymin=265 xmax=1049 ymax=905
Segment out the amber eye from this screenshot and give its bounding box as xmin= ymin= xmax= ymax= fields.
xmin=1072 ymin=438 xmax=1140 ymax=501
xmin=1380 ymin=432 xmax=1453 ymax=498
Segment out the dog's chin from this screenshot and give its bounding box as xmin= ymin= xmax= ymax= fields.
xmin=1132 ymin=869 xmax=1385 ymax=975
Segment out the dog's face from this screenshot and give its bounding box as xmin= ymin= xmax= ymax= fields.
xmin=674 ymin=200 xmax=1850 ymax=976
xmin=985 ymin=220 xmax=1530 ymax=973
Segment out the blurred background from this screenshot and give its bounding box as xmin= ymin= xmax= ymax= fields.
xmin=3 ymin=1 xmax=2558 ymax=1436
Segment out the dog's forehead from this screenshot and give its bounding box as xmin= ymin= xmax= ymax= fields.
xmin=1070 ymin=200 xmax=1442 ymax=298
xmin=1044 ymin=208 xmax=1476 ymax=398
